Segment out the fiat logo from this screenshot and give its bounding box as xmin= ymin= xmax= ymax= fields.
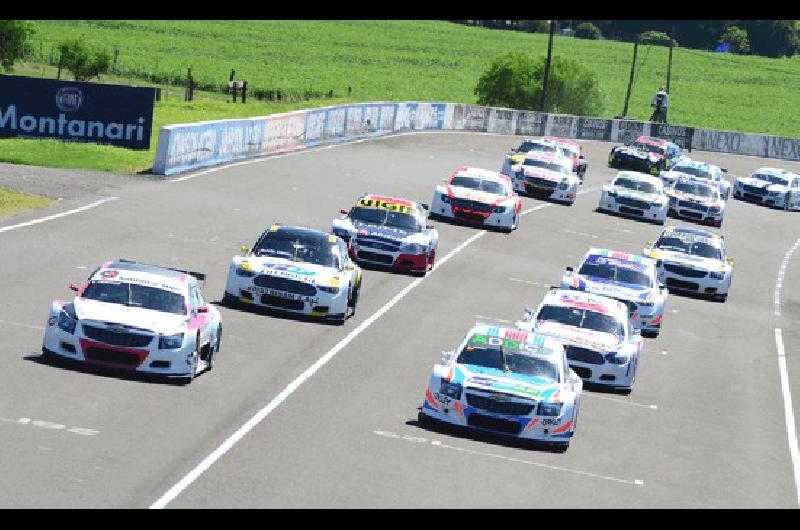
xmin=56 ymin=87 xmax=83 ymax=112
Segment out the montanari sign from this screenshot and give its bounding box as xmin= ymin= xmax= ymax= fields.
xmin=0 ymin=75 xmax=155 ymax=150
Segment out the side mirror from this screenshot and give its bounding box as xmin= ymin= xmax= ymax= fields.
xmin=645 ymin=241 xmax=653 ymax=248
xmin=69 ymin=283 xmax=80 ymax=292
xmin=566 ymin=266 xmax=574 ymax=273
xmin=722 ymin=168 xmax=729 ymax=173
xmin=420 ymin=203 xmax=430 ymax=211
xmin=440 ymin=177 xmax=447 ymax=183
xmin=726 ymin=257 xmax=735 ymax=266
xmin=441 ymin=350 xmax=455 ymax=364
xmin=340 ymin=209 xmax=348 ymax=215
xmin=240 ymin=246 xmax=249 ymax=255
xmin=197 ymin=306 xmax=209 ymax=314
xmin=345 ymin=264 xmax=355 ymax=271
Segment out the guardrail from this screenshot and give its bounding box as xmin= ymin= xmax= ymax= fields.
xmin=152 ymin=102 xmax=800 ymax=175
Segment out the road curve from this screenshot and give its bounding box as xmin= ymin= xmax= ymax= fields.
xmin=0 ymin=131 xmax=799 ymax=508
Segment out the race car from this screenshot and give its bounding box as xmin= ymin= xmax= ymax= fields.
xmin=418 ymin=322 xmax=583 ymax=452
xmin=332 ymin=193 xmax=438 ymax=275
xmin=223 ymin=224 xmax=362 ymax=324
xmin=644 ymin=225 xmax=733 ymax=302
xmin=501 ymin=138 xmax=560 ymax=176
xmin=661 ymin=159 xmax=731 ymax=200
xmin=543 ymin=136 xmax=587 ymax=182
xmin=733 ymin=167 xmax=800 ymax=210
xmin=42 ymin=259 xmax=222 ymax=384
xmin=509 ymin=150 xmax=579 ymax=205
xmin=561 ymin=248 xmax=668 ymax=338
xmin=665 ymin=176 xmax=726 ymax=227
xmin=597 ymin=171 xmax=669 ymax=224
xmin=516 ymin=289 xmax=643 ymax=393
xmin=608 ymin=136 xmax=682 ymax=175
xmin=430 ymin=166 xmax=522 ymax=232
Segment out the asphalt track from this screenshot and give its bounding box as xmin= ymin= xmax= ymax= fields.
xmin=1 ymin=132 xmax=799 ymax=508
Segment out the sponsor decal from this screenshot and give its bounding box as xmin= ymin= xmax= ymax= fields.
xmin=357 ymin=196 xmax=417 ymax=214
xmin=262 ymin=263 xmax=316 ymax=276
xmin=100 ymin=270 xmax=119 ymax=279
xmin=55 ymin=87 xmax=83 ymax=112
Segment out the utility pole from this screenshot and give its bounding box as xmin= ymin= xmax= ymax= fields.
xmin=666 ymin=43 xmax=673 ymax=93
xmin=540 ymin=20 xmax=555 ymax=112
xmin=622 ymin=37 xmax=638 ymax=118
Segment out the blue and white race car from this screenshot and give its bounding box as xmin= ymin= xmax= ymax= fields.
xmin=501 ymin=138 xmax=560 ymax=177
xmin=561 ymin=248 xmax=668 ymax=338
xmin=665 ymin=176 xmax=726 ymax=227
xmin=597 ymin=171 xmax=669 ymax=224
xmin=733 ymin=167 xmax=800 ymax=210
xmin=661 ymin=159 xmax=731 ymax=200
xmin=418 ymin=322 xmax=583 ymax=452
xmin=516 ymin=289 xmax=643 ymax=393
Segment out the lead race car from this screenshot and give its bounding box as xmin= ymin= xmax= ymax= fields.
xmin=597 ymin=170 xmax=669 ymax=224
xmin=500 ymin=138 xmax=560 ymax=177
xmin=418 ymin=322 xmax=583 ymax=452
xmin=516 ymin=289 xmax=643 ymax=393
xmin=332 ymin=193 xmax=438 ymax=275
xmin=733 ymin=167 xmax=800 ymax=210
xmin=665 ymin=176 xmax=726 ymax=227
xmin=42 ymin=259 xmax=222 ymax=384
xmin=561 ymin=248 xmax=668 ymax=338
xmin=543 ymin=136 xmax=587 ymax=182
xmin=661 ymin=159 xmax=731 ymax=200
xmin=609 ymin=136 xmax=683 ymax=175
xmin=223 ymin=224 xmax=362 ymax=324
xmin=644 ymin=225 xmax=733 ymax=302
xmin=509 ymin=150 xmax=579 ymax=205
xmin=430 ymin=166 xmax=522 ymax=232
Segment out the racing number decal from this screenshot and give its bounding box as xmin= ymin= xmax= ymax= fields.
xmin=357 ymin=197 xmax=416 ymax=214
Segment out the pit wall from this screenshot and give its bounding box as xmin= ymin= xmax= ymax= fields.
xmin=152 ymin=102 xmax=800 ymax=175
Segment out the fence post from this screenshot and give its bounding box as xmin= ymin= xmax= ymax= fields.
xmin=241 ymin=81 xmax=247 ymax=104
xmin=112 ymin=48 xmax=119 ymax=74
xmin=57 ymin=51 xmax=63 ymax=80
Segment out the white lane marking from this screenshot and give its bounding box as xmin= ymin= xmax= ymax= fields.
xmin=0 ymin=319 xmax=45 ymax=331
xmin=660 ymin=350 xmax=668 ymax=356
xmin=0 ymin=197 xmax=118 ymax=234
xmin=670 ymin=309 xmax=679 ymax=314
xmin=774 ymin=237 xmax=800 ymax=317
xmin=373 ymin=430 xmax=643 ymax=486
xmin=152 ymin=203 xmax=557 ymax=509
xmin=0 ymin=416 xmax=100 ymax=436
xmin=774 ymin=328 xmax=800 ymax=507
xmin=508 ymin=277 xmax=550 ymax=288
xmin=564 ymin=229 xmax=598 ymax=239
xmin=583 ymin=393 xmax=658 ymax=410
xmin=474 ymin=315 xmax=512 ymax=324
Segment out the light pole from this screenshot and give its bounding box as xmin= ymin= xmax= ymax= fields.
xmin=540 ymin=19 xmax=555 ymax=112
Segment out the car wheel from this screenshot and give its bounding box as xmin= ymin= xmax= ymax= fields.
xmin=215 ymin=324 xmax=223 ymax=354
xmin=41 ymin=349 xmax=56 ymax=363
xmin=550 ymin=442 xmax=569 ymax=453
xmin=222 ymin=292 xmax=239 ymax=308
xmin=714 ymin=294 xmax=728 ymax=303
xmin=417 ymin=410 xmax=435 ymax=428
xmin=179 ymin=349 xmax=199 ymax=385
xmin=785 ymin=196 xmax=791 ymax=211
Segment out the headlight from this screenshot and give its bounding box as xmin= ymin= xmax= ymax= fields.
xmin=605 ymin=352 xmax=629 ymax=365
xmin=709 ymin=205 xmax=722 ymax=213
xmin=318 ymin=285 xmax=340 ymax=295
xmin=440 ymin=194 xmax=451 ymax=204
xmin=439 ymin=379 xmax=462 ymax=399
xmin=493 ymin=205 xmax=507 ymax=214
xmin=607 ymin=189 xmax=618 ymax=198
xmin=538 ymin=402 xmax=563 ymax=416
xmin=159 ymin=333 xmax=184 ymax=350
xmin=332 ymin=229 xmax=351 ymax=242
xmin=57 ymin=310 xmax=77 ymax=335
xmin=401 ymin=242 xmax=424 ymax=254
xmin=709 ymin=271 xmax=725 ymax=280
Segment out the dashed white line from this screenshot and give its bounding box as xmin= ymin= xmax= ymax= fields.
xmin=474 ymin=315 xmax=512 ymax=324
xmin=0 ymin=197 xmax=118 ymax=234
xmin=583 ymin=393 xmax=658 ymax=410
xmin=774 ymin=328 xmax=800 ymax=507
xmin=774 ymin=236 xmax=800 ymax=317
xmin=508 ymin=277 xmax=551 ymax=288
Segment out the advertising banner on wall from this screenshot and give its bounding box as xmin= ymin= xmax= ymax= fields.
xmin=0 ymin=74 xmax=155 ymax=150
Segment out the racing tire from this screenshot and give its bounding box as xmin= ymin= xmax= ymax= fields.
xmin=348 ymin=278 xmax=361 ymax=315
xmin=178 ymin=335 xmax=202 ymax=385
xmin=642 ymin=330 xmax=660 ymax=339
xmin=550 ymin=442 xmax=570 ymax=453
xmin=222 ymin=292 xmax=240 ymax=308
xmin=215 ymin=324 xmax=223 ymax=354
xmin=617 ymin=387 xmax=633 ymax=396
xmin=417 ymin=410 xmax=435 ymax=429
xmin=40 ymin=348 xmax=57 ymax=364
xmin=785 ymin=196 xmax=791 ymax=211
xmin=713 ymin=294 xmax=728 ymax=303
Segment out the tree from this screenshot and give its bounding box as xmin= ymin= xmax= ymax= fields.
xmin=475 ymin=52 xmax=604 ymax=116
xmin=638 ymin=31 xmax=678 ymax=47
xmin=575 ymin=22 xmax=601 ymax=40
xmin=58 ymin=38 xmax=112 ymax=81
xmin=719 ymin=26 xmax=750 ymax=54
xmin=0 ymin=20 xmax=35 ymax=71
xmin=740 ymin=20 xmax=798 ymax=58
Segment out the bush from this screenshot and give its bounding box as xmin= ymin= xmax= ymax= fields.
xmin=58 ymin=38 xmax=111 ymax=81
xmin=742 ymin=20 xmax=798 ymax=58
xmin=575 ymin=22 xmax=601 ymax=40
xmin=638 ymin=30 xmax=677 ymax=47
xmin=518 ymin=20 xmax=550 ymax=34
xmin=475 ymin=52 xmax=604 ymax=116
xmin=719 ymin=26 xmax=750 ymax=54
xmin=0 ymin=20 xmax=35 ymax=71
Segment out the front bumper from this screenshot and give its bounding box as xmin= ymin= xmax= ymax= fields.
xmin=225 ymin=272 xmax=348 ymax=318
xmin=734 ymin=186 xmax=785 ymax=207
xmin=513 ymin=178 xmax=576 ymax=203
xmin=599 ymin=195 xmax=668 ymax=222
xmin=610 ymin=154 xmax=660 ymax=174
xmin=348 ymin=241 xmax=434 ymax=273
xmin=669 ymin=202 xmax=724 ymax=226
xmin=658 ymin=265 xmax=730 ymax=297
xmin=431 ymin=200 xmax=516 ymax=229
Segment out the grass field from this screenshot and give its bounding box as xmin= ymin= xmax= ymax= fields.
xmin=0 ymin=186 xmax=52 ymax=220
xmin=3 ymin=19 xmax=799 ymax=174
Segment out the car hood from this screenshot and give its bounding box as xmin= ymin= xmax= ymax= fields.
xmin=667 ymin=190 xmax=719 ymax=205
xmin=609 ymin=186 xmax=665 ymax=202
xmin=533 ymin=321 xmax=622 ymax=352
xmin=516 ymin=166 xmax=566 ymax=182
xmin=351 ymin=220 xmax=425 ymax=243
xmin=647 ymin=249 xmax=728 ymax=272
xmin=615 ymin=146 xmax=660 ymax=161
xmin=449 ymin=363 xmax=564 ymax=402
xmin=446 ymin=185 xmax=508 ymax=203
xmin=737 ymin=177 xmax=770 ymax=188
xmin=573 ymin=275 xmax=653 ymax=302
xmin=73 ymin=298 xmax=187 ymax=334
xmin=233 ymin=256 xmax=342 ymax=286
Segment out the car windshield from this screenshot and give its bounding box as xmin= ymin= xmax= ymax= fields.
xmin=632 ymin=141 xmax=663 ymax=154
xmin=450 ymin=176 xmax=507 ymax=195
xmin=674 ymin=165 xmax=711 ymax=179
xmin=674 ymin=181 xmax=715 ymax=198
xmin=522 ymin=159 xmax=570 ymax=175
xmin=536 ymin=304 xmax=624 ymax=336
xmin=456 ymin=344 xmax=560 ymax=382
xmin=615 ymin=177 xmax=658 ymax=194
xmin=349 ymin=206 xmax=423 ymax=231
xmin=578 ymin=261 xmax=652 ymax=287
xmin=518 ymin=142 xmax=556 ymax=154
xmin=655 ymin=236 xmax=722 ymax=260
xmin=82 ymin=282 xmax=186 ymax=315
xmin=764 ymin=175 xmax=791 ymax=186
xmin=254 ymin=231 xmax=338 ymax=266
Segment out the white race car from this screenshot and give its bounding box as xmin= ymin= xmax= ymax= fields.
xmin=332 ymin=193 xmax=438 ymax=276
xmin=418 ymin=322 xmax=583 ymax=452
xmin=42 ymin=259 xmax=222 ymax=384
xmin=661 ymin=159 xmax=731 ymax=200
xmin=561 ymin=248 xmax=668 ymax=338
xmin=666 ymin=176 xmax=726 ymax=227
xmin=543 ymin=136 xmax=587 ymax=182
xmin=644 ymin=225 xmax=733 ymax=302
xmin=597 ymin=171 xmax=669 ymax=224
xmin=510 ymin=150 xmax=579 ymax=205
xmin=516 ymin=289 xmax=643 ymax=393
xmin=430 ymin=166 xmax=522 ymax=232
xmin=501 ymin=138 xmax=559 ymax=176
xmin=733 ymin=167 xmax=800 ymax=210
xmin=223 ymin=224 xmax=362 ymax=324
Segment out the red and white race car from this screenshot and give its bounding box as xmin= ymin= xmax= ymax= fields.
xmin=510 ymin=150 xmax=580 ymax=205
xmin=430 ymin=166 xmax=522 ymax=232
xmin=543 ymin=136 xmax=587 ymax=182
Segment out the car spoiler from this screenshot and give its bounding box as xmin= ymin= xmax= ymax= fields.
xmin=116 ymin=259 xmax=206 ymax=286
